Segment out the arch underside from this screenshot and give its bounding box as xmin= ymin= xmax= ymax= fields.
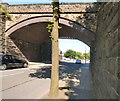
xmin=6 ymin=16 xmax=94 ymax=62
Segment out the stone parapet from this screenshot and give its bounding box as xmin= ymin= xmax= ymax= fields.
xmin=7 ymin=3 xmax=97 ymax=14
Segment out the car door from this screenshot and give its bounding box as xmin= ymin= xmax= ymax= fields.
xmin=14 ymin=58 xmax=22 ymax=67
xmin=9 ymin=55 xmax=17 ymax=67
xmin=11 ymin=56 xmax=20 ymax=67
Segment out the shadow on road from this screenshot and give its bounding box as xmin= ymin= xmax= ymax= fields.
xmin=29 ymin=61 xmax=82 ymax=80
xmin=5 ymin=66 xmax=26 ymax=70
xmin=29 ymin=62 xmax=94 ymax=99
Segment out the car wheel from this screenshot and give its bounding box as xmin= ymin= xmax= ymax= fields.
xmin=23 ymin=63 xmax=28 ymax=68
xmin=2 ymin=64 xmax=7 ymax=70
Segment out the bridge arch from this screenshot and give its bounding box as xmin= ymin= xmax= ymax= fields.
xmin=6 ymin=16 xmax=95 ymax=47
xmin=5 ymin=16 xmax=94 ymax=61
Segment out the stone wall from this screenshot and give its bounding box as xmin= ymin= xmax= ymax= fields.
xmin=39 ymin=40 xmax=52 ymax=63
xmin=91 ymin=2 xmax=120 ymax=99
xmin=0 ymin=4 xmax=7 ymax=53
xmin=0 ymin=5 xmax=2 ymax=53
xmin=7 ymin=37 xmax=52 ymax=62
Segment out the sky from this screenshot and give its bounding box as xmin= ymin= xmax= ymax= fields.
xmin=59 ymin=39 xmax=90 ymax=53
xmin=1 ymin=0 xmax=97 ymax=4
xmin=1 ymin=0 xmax=91 ymax=53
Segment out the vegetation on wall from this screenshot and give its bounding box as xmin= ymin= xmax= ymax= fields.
xmin=0 ymin=7 xmax=12 ymax=20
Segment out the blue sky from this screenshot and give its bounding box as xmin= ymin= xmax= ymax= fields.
xmin=59 ymin=39 xmax=90 ymax=53
xmin=1 ymin=0 xmax=91 ymax=53
xmin=1 ymin=0 xmax=96 ymax=4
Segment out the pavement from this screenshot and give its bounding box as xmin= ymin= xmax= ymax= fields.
xmin=59 ymin=62 xmax=95 ymax=99
xmin=0 ymin=61 xmax=95 ymax=99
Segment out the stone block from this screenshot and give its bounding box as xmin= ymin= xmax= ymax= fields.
xmin=109 ymin=73 xmax=118 ymax=91
xmin=112 ymin=29 xmax=118 ymax=47
xmin=118 ymin=57 xmax=120 ymax=78
xmin=111 ymin=43 xmax=119 ymax=57
xmin=104 ymin=3 xmax=118 ymax=28
xmin=118 ymin=2 xmax=120 ymax=26
xmin=99 ymin=3 xmax=118 ymax=34
xmin=107 ymin=58 xmax=115 ymax=75
xmin=117 ymin=79 xmax=120 ymax=99
xmin=119 ymin=26 xmax=120 ymax=43
xmin=109 ymin=87 xmax=119 ymax=99
xmin=110 ymin=13 xmax=118 ymax=33
xmin=105 ymin=38 xmax=112 ymax=57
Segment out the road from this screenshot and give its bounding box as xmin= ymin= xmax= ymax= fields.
xmin=0 ymin=61 xmax=94 ymax=99
xmin=0 ymin=63 xmax=51 ymax=99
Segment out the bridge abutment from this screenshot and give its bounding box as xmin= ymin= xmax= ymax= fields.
xmin=91 ymin=2 xmax=120 ymax=99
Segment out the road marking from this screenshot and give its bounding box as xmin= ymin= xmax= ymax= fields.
xmin=0 ymin=72 xmax=24 ymax=78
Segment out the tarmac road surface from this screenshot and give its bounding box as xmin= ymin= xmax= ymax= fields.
xmin=0 ymin=64 xmax=50 ymax=99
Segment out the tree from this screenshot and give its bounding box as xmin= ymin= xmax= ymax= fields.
xmin=49 ymin=0 xmax=60 ymax=98
xmin=64 ymin=49 xmax=76 ymax=59
xmin=86 ymin=52 xmax=90 ymax=59
xmin=76 ymin=52 xmax=84 ymax=59
xmin=83 ymin=51 xmax=90 ymax=59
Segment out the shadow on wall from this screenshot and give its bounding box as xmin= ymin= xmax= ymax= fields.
xmin=7 ymin=36 xmax=52 ymax=62
xmin=29 ymin=61 xmax=92 ymax=99
xmin=75 ymin=3 xmax=101 ymax=32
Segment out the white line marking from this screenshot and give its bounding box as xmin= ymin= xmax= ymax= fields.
xmin=0 ymin=72 xmax=24 ymax=78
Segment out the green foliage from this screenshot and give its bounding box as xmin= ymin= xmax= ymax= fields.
xmin=47 ymin=1 xmax=61 ymax=41
xmin=54 ymin=7 xmax=59 ymax=10
xmin=46 ymin=23 xmax=53 ymax=32
xmin=64 ymin=49 xmax=90 ymax=59
xmin=76 ymin=52 xmax=84 ymax=59
xmin=0 ymin=8 xmax=12 ymax=20
xmin=83 ymin=52 xmax=90 ymax=59
xmin=64 ymin=49 xmax=76 ymax=59
xmin=54 ymin=13 xmax=59 ymax=19
xmin=46 ymin=23 xmax=53 ymax=40
xmin=58 ymin=25 xmax=62 ymax=29
xmin=86 ymin=52 xmax=90 ymax=59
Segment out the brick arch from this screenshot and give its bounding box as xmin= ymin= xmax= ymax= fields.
xmin=6 ymin=16 xmax=95 ymax=47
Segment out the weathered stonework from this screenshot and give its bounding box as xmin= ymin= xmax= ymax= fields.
xmin=0 ymin=3 xmax=7 ymax=53
xmin=7 ymin=3 xmax=97 ymax=13
xmin=7 ymin=37 xmax=51 ymax=62
xmin=0 ymin=5 xmax=2 ymax=52
xmin=5 ymin=3 xmax=99 ymax=32
xmin=91 ymin=2 xmax=120 ymax=99
xmin=5 ymin=14 xmax=85 ymax=30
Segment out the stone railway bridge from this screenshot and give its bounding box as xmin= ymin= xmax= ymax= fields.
xmin=0 ymin=2 xmax=120 ymax=99
xmin=2 ymin=3 xmax=97 ymax=62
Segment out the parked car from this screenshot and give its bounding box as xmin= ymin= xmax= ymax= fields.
xmin=75 ymin=59 xmax=81 ymax=64
xmin=0 ymin=53 xmax=28 ymax=70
